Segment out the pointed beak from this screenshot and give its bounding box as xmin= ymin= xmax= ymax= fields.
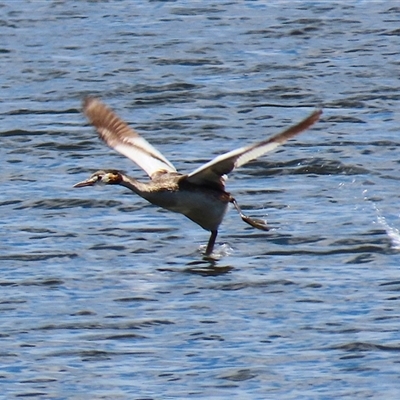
xmin=73 ymin=176 xmax=98 ymax=188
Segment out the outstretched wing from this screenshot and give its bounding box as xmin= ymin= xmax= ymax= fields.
xmin=185 ymin=109 xmax=322 ymax=190
xmin=83 ymin=97 xmax=177 ymax=178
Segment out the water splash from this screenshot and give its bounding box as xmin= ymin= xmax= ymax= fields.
xmin=199 ymin=243 xmax=233 ymax=260
xmin=362 ymin=188 xmax=400 ymax=250
xmin=376 ymin=213 xmax=400 ymax=250
xmin=372 ymin=202 xmax=400 ymax=250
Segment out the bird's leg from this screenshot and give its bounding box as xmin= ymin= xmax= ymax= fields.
xmin=230 ymin=198 xmax=269 ymax=231
xmin=205 ymin=230 xmax=218 ymax=256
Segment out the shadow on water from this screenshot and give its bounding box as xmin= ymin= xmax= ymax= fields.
xmin=158 ymin=259 xmax=234 ymax=277
xmin=185 ymin=260 xmax=234 ymax=276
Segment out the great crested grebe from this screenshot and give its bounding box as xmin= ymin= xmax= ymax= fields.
xmin=74 ymin=97 xmax=321 ymax=256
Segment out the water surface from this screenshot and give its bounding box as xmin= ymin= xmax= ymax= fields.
xmin=1 ymin=1 xmax=400 ymax=398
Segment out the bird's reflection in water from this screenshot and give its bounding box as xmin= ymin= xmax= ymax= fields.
xmin=157 ymin=247 xmax=234 ymax=275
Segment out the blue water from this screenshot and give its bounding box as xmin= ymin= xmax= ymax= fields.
xmin=1 ymin=1 xmax=400 ymax=398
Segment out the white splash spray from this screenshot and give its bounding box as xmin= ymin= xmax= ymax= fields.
xmin=368 ymin=195 xmax=400 ymax=250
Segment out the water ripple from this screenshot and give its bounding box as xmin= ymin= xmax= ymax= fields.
xmin=2 ymin=1 xmax=400 ymax=398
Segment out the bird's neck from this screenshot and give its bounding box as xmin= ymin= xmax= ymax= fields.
xmin=119 ymin=174 xmax=148 ymax=195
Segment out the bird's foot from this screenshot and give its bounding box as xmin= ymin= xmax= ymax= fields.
xmin=240 ymin=214 xmax=269 ymax=231
xmin=231 ymin=198 xmax=269 ymax=231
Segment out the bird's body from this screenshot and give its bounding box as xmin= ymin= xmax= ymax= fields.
xmin=146 ymin=182 xmax=230 ymax=232
xmin=114 ymin=170 xmax=231 ymax=231
xmin=74 ymin=97 xmax=322 ymax=256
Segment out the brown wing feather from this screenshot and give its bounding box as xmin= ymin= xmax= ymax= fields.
xmin=83 ymin=97 xmax=177 ymax=178
xmin=185 ymin=109 xmax=322 ymax=189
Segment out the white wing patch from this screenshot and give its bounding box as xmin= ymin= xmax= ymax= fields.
xmin=83 ymin=97 xmax=177 ymax=178
xmin=186 ymin=109 xmax=322 ymax=189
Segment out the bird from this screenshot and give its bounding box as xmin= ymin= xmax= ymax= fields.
xmin=74 ymin=97 xmax=322 ymax=256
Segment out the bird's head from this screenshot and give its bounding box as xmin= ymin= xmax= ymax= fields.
xmin=73 ymin=170 xmax=123 ymax=188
